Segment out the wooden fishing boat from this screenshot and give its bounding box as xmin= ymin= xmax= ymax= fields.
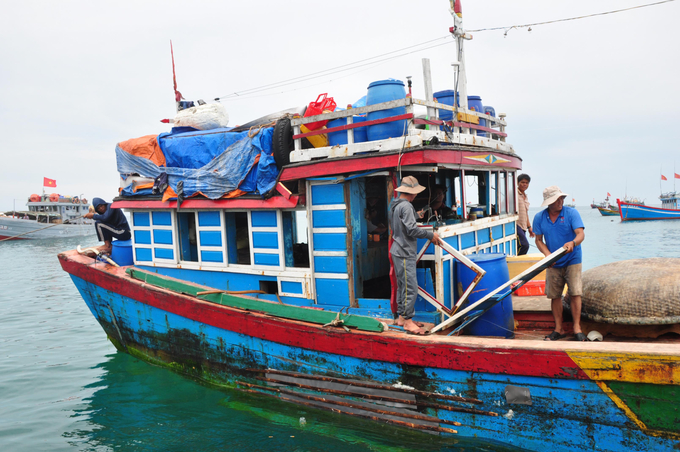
xmin=596 ymin=205 xmax=619 ymax=216
xmin=58 ymin=2 xmax=679 ymax=451
xmin=618 ymin=194 xmax=680 ymax=221
xmin=0 ymin=193 xmax=93 ymax=240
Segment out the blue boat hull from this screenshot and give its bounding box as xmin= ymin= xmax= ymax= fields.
xmin=618 ymin=201 xmax=680 ymax=221
xmin=67 ymin=270 xmax=679 ymax=452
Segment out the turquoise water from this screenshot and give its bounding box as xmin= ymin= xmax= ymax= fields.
xmin=1 ymin=210 xmax=679 ymax=451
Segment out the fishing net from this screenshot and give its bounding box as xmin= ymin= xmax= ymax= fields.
xmin=564 ymin=258 xmax=680 ymax=325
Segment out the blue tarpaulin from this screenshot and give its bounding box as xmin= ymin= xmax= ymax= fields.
xmin=117 ymin=127 xmax=278 ymax=199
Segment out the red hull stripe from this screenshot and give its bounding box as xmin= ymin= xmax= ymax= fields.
xmin=59 ymin=253 xmax=587 ymax=381
xmin=280 ymin=149 xmax=521 ymax=182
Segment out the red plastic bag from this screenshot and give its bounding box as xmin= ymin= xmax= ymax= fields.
xmin=303 ymin=93 xmax=337 ymax=130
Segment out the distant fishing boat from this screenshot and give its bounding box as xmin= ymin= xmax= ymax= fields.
xmin=597 ymin=205 xmax=619 ymax=216
xmin=566 ymin=198 xmax=576 ymax=208
xmin=591 ymin=193 xmax=614 ymax=210
xmin=0 ymin=192 xmax=93 ymax=240
xmin=618 ymin=193 xmax=680 ymax=221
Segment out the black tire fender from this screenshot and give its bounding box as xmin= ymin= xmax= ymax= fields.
xmin=272 ymin=118 xmax=314 ymax=169
xmin=272 ymin=118 xmax=293 ymax=168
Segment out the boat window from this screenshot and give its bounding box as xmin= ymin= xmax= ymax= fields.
xmin=177 ymin=212 xmax=198 ymax=262
xmin=282 ymin=210 xmax=310 ymax=268
xmin=489 ymin=173 xmax=498 ymax=215
xmin=225 ymin=211 xmax=251 ymax=265
xmin=507 ymin=171 xmax=516 ymax=214
xmin=499 ymin=172 xmax=507 ymax=214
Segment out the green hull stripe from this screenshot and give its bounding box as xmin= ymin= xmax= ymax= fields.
xmin=126 ymin=268 xmax=384 ymax=333
xmin=608 ymin=380 xmax=680 ymax=433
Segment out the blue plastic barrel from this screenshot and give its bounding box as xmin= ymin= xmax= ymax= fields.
xmin=456 ymin=253 xmax=514 ymax=338
xmin=327 ymin=116 xmax=368 ymax=146
xmin=467 ymin=95 xmax=486 ymax=137
xmin=366 ymin=79 xmax=406 ymax=141
xmin=433 ymin=89 xmax=459 ymax=120
xmin=111 ymin=239 xmax=134 ymax=266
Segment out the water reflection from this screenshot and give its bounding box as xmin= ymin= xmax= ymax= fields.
xmin=64 ymin=353 xmax=522 ymax=452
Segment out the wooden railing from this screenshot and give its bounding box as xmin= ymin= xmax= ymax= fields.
xmin=290 ymin=97 xmax=508 ymax=151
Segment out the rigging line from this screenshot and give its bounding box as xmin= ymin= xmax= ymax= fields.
xmin=216 ymin=36 xmax=452 ymax=100
xmin=220 ymin=57 xmax=394 ymax=102
xmin=468 ymin=0 xmax=676 ymax=33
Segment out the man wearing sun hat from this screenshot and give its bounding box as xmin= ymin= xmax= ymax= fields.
xmin=389 ymin=176 xmax=443 ymax=335
xmin=532 ymin=186 xmax=586 ymax=341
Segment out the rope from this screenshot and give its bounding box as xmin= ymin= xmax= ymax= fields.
xmin=0 ymin=215 xmax=87 ymax=242
xmin=468 ymin=0 xmax=676 ymax=34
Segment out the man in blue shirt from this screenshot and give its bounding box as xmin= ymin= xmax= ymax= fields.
xmin=532 ymin=186 xmax=586 ymax=341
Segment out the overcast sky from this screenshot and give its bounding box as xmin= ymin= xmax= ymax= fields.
xmin=1 ymin=0 xmax=678 ymax=210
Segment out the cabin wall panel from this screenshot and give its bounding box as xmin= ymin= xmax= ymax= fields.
xmin=312 ymin=210 xmax=346 ymax=228
xmin=460 ymin=232 xmax=476 ymax=249
xmin=477 ymin=228 xmax=491 ymax=245
xmin=310 ymin=184 xmax=345 ymax=205
xmin=315 ymin=278 xmax=350 ymax=305
xmin=312 ymin=233 xmax=347 ymax=251
xmin=313 ymin=256 xmax=348 ymax=273
xmin=135 ymin=230 xmax=151 ymax=245
xmin=491 ymin=225 xmax=504 ymax=240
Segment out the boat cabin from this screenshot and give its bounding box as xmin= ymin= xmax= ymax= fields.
xmin=113 ymin=95 xmax=522 ymax=324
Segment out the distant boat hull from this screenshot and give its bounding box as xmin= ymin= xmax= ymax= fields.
xmin=0 ymin=217 xmax=94 ymax=240
xmin=596 ymin=206 xmax=619 ymax=216
xmin=617 ymin=200 xmax=680 ymax=221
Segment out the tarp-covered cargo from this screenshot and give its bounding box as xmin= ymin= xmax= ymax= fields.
xmin=116 ymin=127 xmax=278 ymax=200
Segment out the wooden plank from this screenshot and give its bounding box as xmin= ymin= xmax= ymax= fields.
xmin=125 ymin=267 xmax=384 ymax=332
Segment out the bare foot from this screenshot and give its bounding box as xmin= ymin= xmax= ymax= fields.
xmin=403 ymin=318 xmax=427 ymax=335
xmin=396 ymin=316 xmax=425 ymax=328
xmin=97 ymin=245 xmax=112 ymax=255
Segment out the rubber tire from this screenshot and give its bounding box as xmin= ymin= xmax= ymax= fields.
xmin=272 ymin=118 xmax=314 ymax=169
xmin=272 ymin=118 xmax=293 ymax=169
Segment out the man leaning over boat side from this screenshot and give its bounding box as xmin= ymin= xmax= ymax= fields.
xmin=516 ymin=174 xmax=534 ymax=255
xmin=389 ymin=176 xmax=443 ymax=335
xmin=532 ymin=186 xmax=587 ymax=342
xmin=83 ymin=198 xmax=131 ymax=255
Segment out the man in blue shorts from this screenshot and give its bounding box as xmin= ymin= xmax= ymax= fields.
xmin=532 ymin=186 xmax=586 ymax=341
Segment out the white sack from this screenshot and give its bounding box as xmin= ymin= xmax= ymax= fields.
xmin=173 ymin=103 xmax=230 ymax=130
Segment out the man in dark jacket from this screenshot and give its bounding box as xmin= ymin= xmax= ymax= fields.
xmin=84 ymin=197 xmax=131 ymax=254
xmin=389 ymin=176 xmax=443 ymax=335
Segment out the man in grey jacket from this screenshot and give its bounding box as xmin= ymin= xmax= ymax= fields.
xmin=389 ymin=176 xmax=443 ymax=334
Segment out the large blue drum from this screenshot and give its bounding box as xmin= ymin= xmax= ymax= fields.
xmin=327 ymin=116 xmax=367 ymax=146
xmin=467 ymin=95 xmax=486 ymax=137
xmin=433 ymin=89 xmax=459 ymax=120
xmin=111 ymin=239 xmax=134 ymax=266
xmin=456 ymin=253 xmax=514 ymax=338
xmin=366 ymin=79 xmax=406 ymax=141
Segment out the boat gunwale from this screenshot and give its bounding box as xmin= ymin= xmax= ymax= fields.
xmin=57 ymin=249 xmax=680 ymax=358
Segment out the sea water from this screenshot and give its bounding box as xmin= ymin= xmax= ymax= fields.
xmin=1 ymin=209 xmax=679 ymax=452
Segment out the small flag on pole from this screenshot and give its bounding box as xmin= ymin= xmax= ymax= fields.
xmin=43 ymin=177 xmax=57 ymax=187
xmin=675 ymin=173 xmax=680 ymax=179
xmin=607 ymin=192 xmax=611 ymax=197
xmin=661 ymin=175 xmax=668 ymax=181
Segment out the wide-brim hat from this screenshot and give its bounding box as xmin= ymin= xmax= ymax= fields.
xmin=541 ymin=185 xmax=568 ymax=206
xmin=395 ymin=176 xmax=426 ymax=194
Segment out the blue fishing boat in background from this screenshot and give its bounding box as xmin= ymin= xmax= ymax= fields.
xmin=618 ymin=192 xmax=680 ymax=221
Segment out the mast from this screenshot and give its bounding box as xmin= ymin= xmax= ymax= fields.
xmin=449 ymin=0 xmax=472 ymax=111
